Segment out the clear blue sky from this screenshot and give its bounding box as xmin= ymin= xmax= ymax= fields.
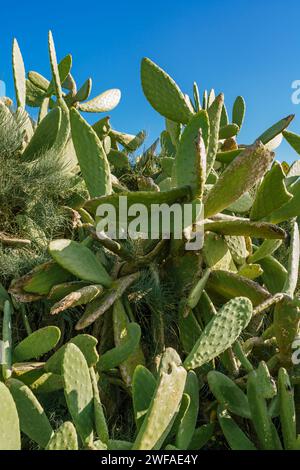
xmin=1 ymin=0 xmax=300 ymax=162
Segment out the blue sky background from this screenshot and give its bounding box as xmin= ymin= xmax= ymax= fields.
xmin=1 ymin=0 xmax=300 ymax=162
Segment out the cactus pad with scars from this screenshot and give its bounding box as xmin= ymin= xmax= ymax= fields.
xmin=50 ymin=284 xmax=104 ymax=315
xmin=204 ymin=141 xmax=274 ymax=218
xmin=184 ymin=297 xmax=253 ymax=370
xmin=75 ymin=272 xmax=140 ymax=330
xmin=133 ymin=348 xmax=187 ymax=450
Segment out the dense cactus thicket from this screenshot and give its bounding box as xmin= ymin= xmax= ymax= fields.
xmin=1 ymin=31 xmax=300 ymax=450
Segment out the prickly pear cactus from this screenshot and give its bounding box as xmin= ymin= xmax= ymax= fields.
xmin=2 ymin=34 xmax=300 ymax=452
xmin=184 ymin=297 xmax=253 ymax=370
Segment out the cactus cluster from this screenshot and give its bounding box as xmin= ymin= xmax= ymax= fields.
xmin=1 ymin=32 xmax=300 ymax=450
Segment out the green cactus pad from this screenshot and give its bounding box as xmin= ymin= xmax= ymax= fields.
xmin=266 ymin=178 xmax=300 ymax=224
xmin=12 ymin=39 xmax=26 ymax=108
xmin=178 ymin=306 xmax=203 ymax=354
xmin=133 ymin=348 xmax=187 ymax=450
xmin=14 ymin=261 xmax=72 ymax=296
xmin=174 ymin=111 xmax=208 ymax=196
xmin=248 ymin=239 xmax=282 ymax=263
xmin=205 ymin=219 xmax=286 ymax=239
xmin=50 ymin=284 xmax=104 ymax=315
xmin=46 ymin=421 xmax=78 ymax=450
xmin=113 ymin=299 xmax=145 ymax=386
xmin=110 ymin=129 xmax=146 ymax=151
xmin=62 ymin=343 xmax=94 ymax=445
xmin=84 ymin=185 xmax=191 ymax=218
xmin=175 ymin=371 xmax=199 ymax=449
xmin=28 ymin=71 xmax=49 ymax=91
xmin=219 ymin=123 xmax=239 ymax=139
xmin=47 ymin=281 xmax=90 ymax=301
xmin=7 ymin=378 xmax=53 ymax=448
xmin=49 ymin=239 xmax=112 ymax=287
xmin=21 ymin=107 xmax=61 ymax=161
xmin=232 ymin=96 xmax=246 ymax=128
xmin=256 ymin=361 xmax=277 ymax=399
xmin=207 ymin=93 xmax=224 ymax=174
xmin=132 ymin=365 xmax=157 ymax=431
xmin=203 ymin=233 xmax=236 ymax=271
xmin=283 ymin=220 xmax=299 ymax=297
xmin=70 ymin=108 xmax=112 ymax=198
xmin=47 ymin=54 xmax=72 ymax=98
xmin=247 ymin=371 xmax=282 ymax=450
xmin=76 ymin=272 xmax=140 ymax=330
xmin=274 ymin=297 xmax=300 ymax=366
xmin=2 ymin=300 xmax=13 ymax=380
xmin=78 ymin=89 xmax=121 ymax=113
xmin=208 ymin=370 xmax=251 ymax=418
xmin=278 ymin=368 xmax=296 ymax=450
xmin=141 ymin=58 xmax=193 ymax=124
xmin=45 ymin=334 xmax=99 ymax=374
xmin=283 ymin=129 xmax=300 ymax=155
xmin=0 ymin=382 xmax=21 ymax=450
xmin=225 ymin=236 xmax=248 ymax=265
xmin=238 ymin=263 xmax=263 ymax=280
xmin=217 ymin=407 xmax=256 ymax=450
xmin=48 ymin=31 xmax=63 ymax=100
xmin=90 ymin=367 xmax=109 ymax=444
xmin=188 ymin=424 xmax=215 ymax=450
xmin=250 ymin=162 xmax=293 ymax=221
xmin=204 ymin=141 xmax=274 ymax=218
xmin=184 ymin=297 xmax=253 ymax=370
xmin=13 ymin=326 xmax=61 ymax=362
xmin=207 ymin=270 xmax=270 ymax=306
xmin=257 ymin=114 xmax=294 ymax=145
xmin=98 ymin=322 xmax=141 ymax=371
xmin=73 ymin=78 xmax=92 ymax=103
xmin=258 ymin=255 xmax=287 ymax=294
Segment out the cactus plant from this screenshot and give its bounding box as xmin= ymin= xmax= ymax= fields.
xmin=2 ymin=35 xmax=300 ymax=452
